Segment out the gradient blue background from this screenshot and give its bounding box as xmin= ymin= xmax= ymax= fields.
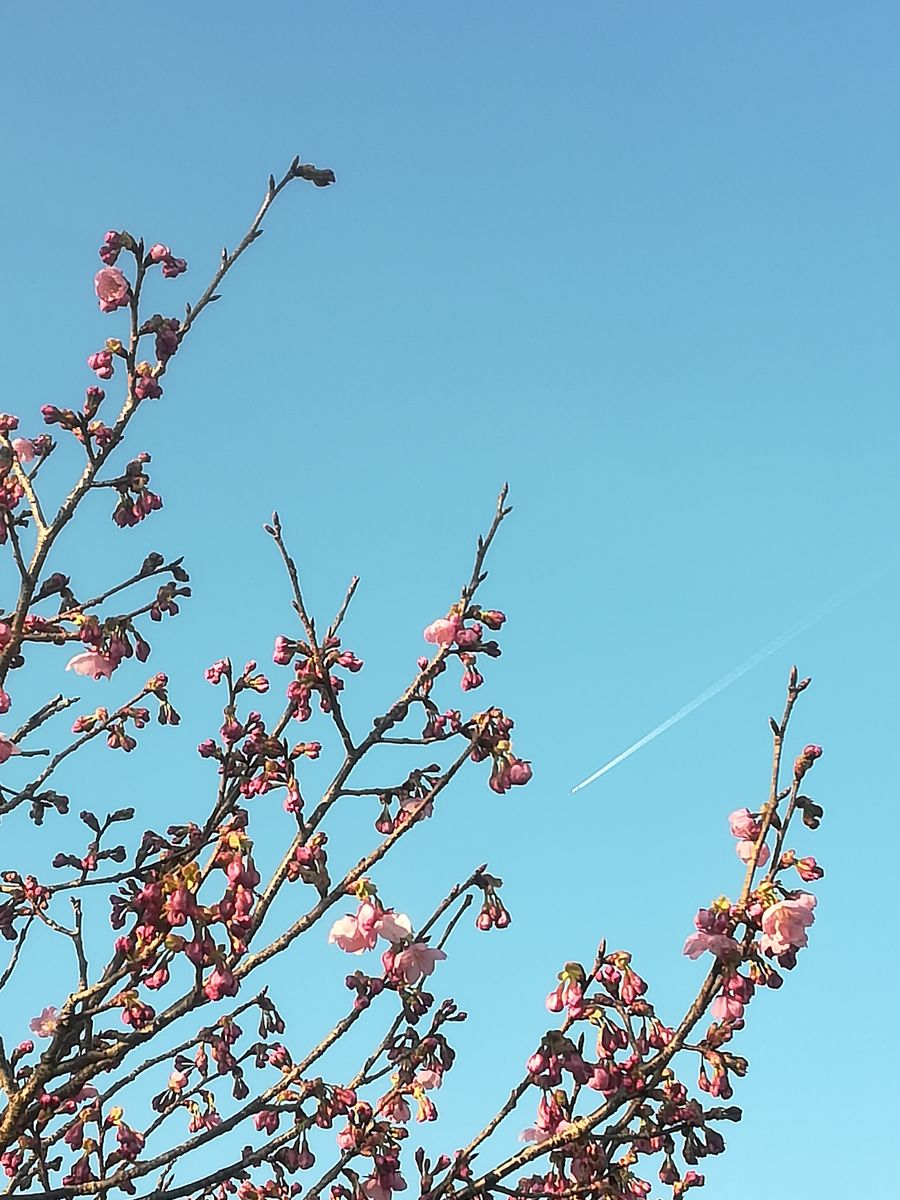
xmin=1 ymin=4 xmax=897 ymax=1196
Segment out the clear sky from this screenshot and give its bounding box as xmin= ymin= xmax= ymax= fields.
xmin=2 ymin=3 xmax=898 ymax=1196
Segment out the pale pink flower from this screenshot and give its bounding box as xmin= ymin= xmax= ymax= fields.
xmin=329 ymin=902 xmax=412 ymax=953
xmin=0 ymin=736 xmax=19 ymax=765
xmin=736 ymin=838 xmax=770 ymax=866
xmin=728 ymin=808 xmax=761 ymax=840
xmin=711 ymin=993 xmax=745 ymax=1022
xmin=66 ymin=651 xmax=117 ymax=680
xmin=29 ymin=1006 xmax=58 ymax=1037
xmin=374 ymin=908 xmax=412 ymax=944
xmin=392 ymin=942 xmax=447 ymax=984
xmin=329 ymin=900 xmax=380 ymax=953
xmin=11 ymin=438 xmax=35 ymax=463
xmin=682 ymin=931 xmax=740 ymax=960
xmin=94 ymin=266 xmax=130 ymax=313
xmin=148 ymin=244 xmax=171 ymax=262
xmin=760 ymin=892 xmax=817 ymax=957
xmin=378 ymin=1092 xmax=411 ymax=1122
xmin=520 ymin=1094 xmax=572 ymax=1143
xmin=414 ymin=1067 xmax=443 ymax=1090
xmin=423 ymin=616 xmax=460 ymax=646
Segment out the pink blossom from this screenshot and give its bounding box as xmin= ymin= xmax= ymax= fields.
xmin=507 ymin=759 xmax=533 ymax=786
xmin=87 ymin=350 xmax=115 ymax=379
xmin=29 ymin=1006 xmax=58 ymax=1037
xmin=94 ymin=267 xmax=130 ymax=313
xmin=0 ymin=736 xmax=19 ymax=765
xmin=460 ymin=663 xmax=483 ymax=691
xmin=520 ymin=1093 xmax=572 ymax=1143
xmin=254 ymin=1109 xmax=279 ymax=1134
xmin=794 ymin=743 xmax=823 ymax=780
xmin=0 ymin=689 xmax=10 ymax=715
xmin=454 ymin=625 xmax=481 ymax=649
xmin=480 ymin=609 xmax=506 ymax=630
xmin=414 ymin=1067 xmax=442 ymax=1090
xmin=728 ymin=808 xmax=761 ymax=840
xmin=99 ymin=231 xmax=123 ymax=265
xmin=66 ymin=652 xmax=117 ymax=681
xmin=619 ymin=965 xmax=647 ymax=1006
xmin=148 ymin=244 xmax=171 ymax=262
xmin=134 ymin=373 xmax=162 ymax=400
xmin=423 ymin=615 xmax=460 ymax=646
xmin=203 ymin=964 xmax=239 ymax=1001
xmin=545 ymin=986 xmax=564 ymax=1013
xmin=11 ymin=438 xmax=35 ymax=463
xmin=392 ymin=942 xmax=447 ymax=984
xmin=682 ymin=931 xmax=740 ymax=960
xmin=796 ymin=855 xmax=824 ymax=882
xmin=374 ymin=908 xmax=412 ymax=944
xmin=760 ymin=893 xmax=817 ymax=957
xmin=362 ymin=1179 xmax=391 ymax=1200
xmin=329 ymin=901 xmax=380 ymax=954
xmin=546 ymin=977 xmax=586 ymax=1016
xmin=378 ymin=1093 xmax=411 ymax=1122
xmin=735 ymin=838 xmax=770 ymax=866
xmin=711 ymin=993 xmax=745 ymax=1022
xmin=273 ymin=635 xmax=294 ymax=665
xmin=329 ymin=902 xmax=412 ymax=954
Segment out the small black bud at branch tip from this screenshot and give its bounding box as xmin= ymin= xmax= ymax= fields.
xmin=769 ymin=717 xmax=780 ymax=736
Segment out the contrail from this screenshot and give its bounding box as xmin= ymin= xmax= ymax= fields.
xmin=570 ymin=573 xmax=883 ymax=794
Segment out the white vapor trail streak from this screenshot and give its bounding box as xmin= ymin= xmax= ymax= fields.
xmin=570 ymin=576 xmax=881 ymax=795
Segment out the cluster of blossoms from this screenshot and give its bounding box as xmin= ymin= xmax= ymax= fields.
xmin=43 ymin=385 xmax=114 ymax=450
xmin=491 ymin=734 xmax=827 ymax=1199
xmin=0 ymin=170 xmax=827 ymax=1200
xmin=329 ymin=888 xmax=447 ymax=990
xmin=100 ymin=808 xmax=263 ymax=1028
xmin=469 ymin=706 xmax=532 ymax=794
xmin=507 ymin=948 xmax=720 ymax=1199
xmin=0 ymin=258 xmax=191 ymax=716
xmin=199 ymin=658 xmax=333 ymax=824
xmin=416 ymin=605 xmax=533 ymax=795
xmin=422 ymin=604 xmax=505 ymax=694
xmin=273 ymin=633 xmax=363 ymax=723
xmin=0 ymin=413 xmax=51 ymax=545
xmin=111 ymin=453 xmax=164 ymax=527
xmin=95 ymin=235 xmax=186 ymax=311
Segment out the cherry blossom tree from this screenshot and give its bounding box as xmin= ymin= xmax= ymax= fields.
xmin=0 ymin=157 xmax=826 ymax=1200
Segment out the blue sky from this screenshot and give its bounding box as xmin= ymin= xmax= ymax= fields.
xmin=2 ymin=3 xmax=898 ymax=1195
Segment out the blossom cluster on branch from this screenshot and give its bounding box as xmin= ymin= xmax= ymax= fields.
xmin=0 ymin=157 xmax=825 ymax=1200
